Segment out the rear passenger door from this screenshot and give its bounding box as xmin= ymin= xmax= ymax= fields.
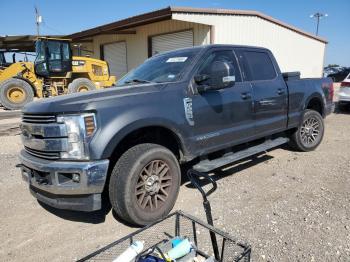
xmin=236 ymin=48 xmax=288 ymax=136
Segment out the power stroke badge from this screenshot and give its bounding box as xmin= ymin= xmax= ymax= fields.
xmin=183 ymin=98 xmax=194 ymax=126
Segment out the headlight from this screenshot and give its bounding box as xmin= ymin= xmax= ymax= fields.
xmin=57 ymin=113 xmax=97 ymax=160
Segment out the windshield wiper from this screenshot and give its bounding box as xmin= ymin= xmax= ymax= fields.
xmin=124 ymin=78 xmax=153 ymax=84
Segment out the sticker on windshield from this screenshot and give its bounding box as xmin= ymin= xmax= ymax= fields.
xmin=166 ymin=57 xmax=188 ymax=63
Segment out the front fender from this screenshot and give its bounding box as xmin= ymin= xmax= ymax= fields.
xmin=89 ymin=109 xmax=191 ymax=160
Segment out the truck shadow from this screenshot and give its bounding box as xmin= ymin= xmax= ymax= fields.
xmin=38 ymin=193 xmax=112 ymax=224
xmin=38 ymin=153 xmax=274 ymax=225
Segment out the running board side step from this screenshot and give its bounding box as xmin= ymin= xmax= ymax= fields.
xmin=193 ymin=137 xmax=289 ymax=172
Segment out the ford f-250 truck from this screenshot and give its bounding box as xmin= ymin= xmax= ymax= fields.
xmin=18 ymin=45 xmax=334 ymax=225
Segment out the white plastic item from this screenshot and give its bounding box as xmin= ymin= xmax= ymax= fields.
xmin=112 ymin=241 xmax=144 ymax=262
xmin=167 ymin=238 xmax=192 ymax=260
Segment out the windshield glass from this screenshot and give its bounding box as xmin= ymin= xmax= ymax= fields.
xmin=35 ymin=41 xmax=45 ymax=62
xmin=117 ymin=49 xmax=200 ymax=85
xmin=35 ymin=40 xmax=71 ymax=62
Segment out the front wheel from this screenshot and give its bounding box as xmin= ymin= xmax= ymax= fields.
xmin=67 ymin=78 xmax=96 ymax=93
xmin=0 ymin=78 xmax=34 ymax=110
xmin=289 ymin=109 xmax=324 ymax=152
xmin=109 ymin=143 xmax=181 ymax=226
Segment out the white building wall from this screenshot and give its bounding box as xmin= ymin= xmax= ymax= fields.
xmin=173 ymin=13 xmax=326 ymax=78
xmin=90 ymin=20 xmax=210 ymax=72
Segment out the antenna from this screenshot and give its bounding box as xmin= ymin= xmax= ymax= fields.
xmin=35 ymin=6 xmax=42 ymax=37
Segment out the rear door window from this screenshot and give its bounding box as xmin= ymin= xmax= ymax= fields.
xmin=243 ymin=51 xmax=277 ymax=81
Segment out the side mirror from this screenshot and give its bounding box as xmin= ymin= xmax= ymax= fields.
xmin=194 ymin=74 xmax=210 ymax=84
xmin=195 ymin=61 xmax=235 ymax=93
xmin=209 ymin=60 xmax=235 ymax=90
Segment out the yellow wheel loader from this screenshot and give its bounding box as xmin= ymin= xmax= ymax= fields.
xmin=0 ymin=38 xmax=116 ymax=110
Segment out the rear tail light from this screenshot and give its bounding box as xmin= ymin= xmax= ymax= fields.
xmin=340 ymin=82 xmax=350 ymax=87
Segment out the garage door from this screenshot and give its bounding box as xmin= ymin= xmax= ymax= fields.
xmin=102 ymin=41 xmax=127 ymax=78
xmin=151 ymin=30 xmax=193 ymax=56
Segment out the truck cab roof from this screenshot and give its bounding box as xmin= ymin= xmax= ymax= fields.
xmin=152 ymin=44 xmax=271 ymax=58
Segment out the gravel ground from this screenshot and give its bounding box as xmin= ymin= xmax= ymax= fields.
xmin=0 ymin=100 xmax=349 ymax=261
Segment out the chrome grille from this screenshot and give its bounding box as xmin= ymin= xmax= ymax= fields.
xmin=22 ymin=114 xmax=56 ymax=124
xmin=21 ymin=114 xmax=64 ymax=160
xmin=24 ymin=147 xmax=60 ymax=160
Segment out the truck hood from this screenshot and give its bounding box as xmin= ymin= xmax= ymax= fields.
xmin=22 ymin=83 xmax=164 ymax=114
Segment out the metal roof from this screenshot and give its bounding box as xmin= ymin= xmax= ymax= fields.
xmin=67 ymin=6 xmax=328 ymax=44
xmin=0 ymin=35 xmax=62 ymax=52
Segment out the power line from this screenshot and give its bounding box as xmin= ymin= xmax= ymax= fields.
xmin=34 ymin=6 xmax=66 ymax=36
xmin=42 ymin=21 xmax=65 ymax=35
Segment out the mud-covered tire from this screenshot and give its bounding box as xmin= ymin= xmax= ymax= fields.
xmin=0 ymin=78 xmax=34 ymax=110
xmin=109 ymin=143 xmax=181 ymax=226
xmin=68 ymin=78 xmax=96 ymax=93
xmin=289 ymin=109 xmax=324 ymax=152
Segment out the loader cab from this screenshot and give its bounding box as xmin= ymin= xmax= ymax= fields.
xmin=34 ymin=38 xmax=72 ymax=77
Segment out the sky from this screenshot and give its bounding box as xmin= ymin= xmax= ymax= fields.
xmin=0 ymin=0 xmax=349 ymax=66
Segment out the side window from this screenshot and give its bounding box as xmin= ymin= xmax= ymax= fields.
xmin=197 ymin=50 xmax=241 ymax=86
xmin=62 ymin=43 xmax=71 ymax=61
xmin=244 ymin=51 xmax=276 ymax=81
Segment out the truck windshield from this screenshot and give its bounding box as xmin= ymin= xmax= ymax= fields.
xmin=117 ymin=49 xmax=200 ymax=85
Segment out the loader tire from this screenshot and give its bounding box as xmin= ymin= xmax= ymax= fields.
xmin=109 ymin=143 xmax=181 ymax=226
xmin=0 ymin=78 xmax=34 ymax=110
xmin=68 ymin=78 xmax=96 ymax=93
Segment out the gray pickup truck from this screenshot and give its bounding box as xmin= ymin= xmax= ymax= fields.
xmin=18 ymin=45 xmax=333 ymax=225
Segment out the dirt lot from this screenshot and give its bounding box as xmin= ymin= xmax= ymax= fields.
xmin=0 ymin=103 xmax=349 ymax=261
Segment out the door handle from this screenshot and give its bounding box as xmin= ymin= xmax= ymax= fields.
xmin=277 ymin=88 xmax=285 ymax=95
xmin=259 ymin=99 xmax=276 ymax=106
xmin=241 ymin=92 xmax=251 ymax=100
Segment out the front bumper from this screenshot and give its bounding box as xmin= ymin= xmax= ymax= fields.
xmin=19 ymin=150 xmax=109 ymax=211
xmin=338 ymin=87 xmax=350 ymax=102
xmin=338 ymin=94 xmax=350 ymax=103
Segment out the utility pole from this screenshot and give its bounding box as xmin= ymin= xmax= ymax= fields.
xmin=35 ymin=6 xmax=42 ymax=37
xmin=310 ymin=12 xmax=328 ymax=36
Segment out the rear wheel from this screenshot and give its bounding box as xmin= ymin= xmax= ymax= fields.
xmin=109 ymin=143 xmax=181 ymax=226
xmin=0 ymin=78 xmax=34 ymax=110
xmin=289 ymin=109 xmax=324 ymax=151
xmin=68 ymin=78 xmax=96 ymax=93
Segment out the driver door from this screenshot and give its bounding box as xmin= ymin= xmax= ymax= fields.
xmin=190 ymin=48 xmax=254 ymax=153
